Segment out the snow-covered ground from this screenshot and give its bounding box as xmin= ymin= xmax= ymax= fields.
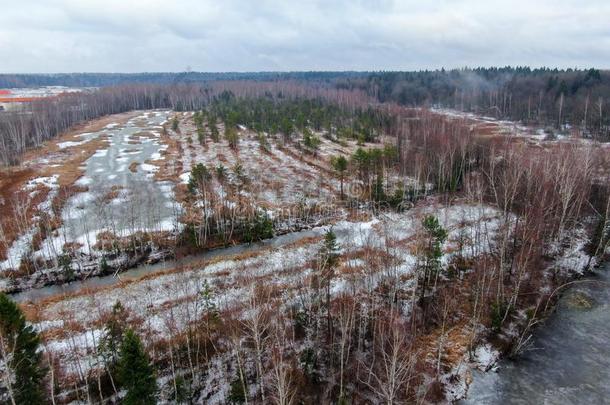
xmin=163 ymin=113 xmax=387 ymax=213
xmin=33 ymin=201 xmax=504 ymax=383
xmin=3 ymin=110 xmax=394 ymax=291
xmin=0 ymin=111 xmax=179 ymax=277
xmin=431 ymin=107 xmax=587 ymax=144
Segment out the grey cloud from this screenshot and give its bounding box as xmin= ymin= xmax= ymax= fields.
xmin=0 ymin=0 xmax=609 ymax=73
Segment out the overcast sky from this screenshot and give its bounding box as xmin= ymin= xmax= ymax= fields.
xmin=1 ymin=0 xmax=609 ymax=73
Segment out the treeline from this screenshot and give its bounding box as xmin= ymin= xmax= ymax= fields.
xmin=4 ymin=67 xmax=610 ymax=139
xmin=0 ymin=71 xmax=366 ymax=88
xmin=340 ymin=67 xmax=610 ymax=139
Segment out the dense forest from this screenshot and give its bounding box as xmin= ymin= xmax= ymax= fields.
xmin=341 ymin=67 xmax=610 ymax=139
xmin=3 ymin=67 xmax=609 ymax=140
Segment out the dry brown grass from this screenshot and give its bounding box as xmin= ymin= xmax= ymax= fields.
xmin=0 ymin=167 xmax=40 ymax=259
xmin=153 ymin=124 xmax=182 ymax=183
xmin=281 ymin=143 xmax=336 ymax=176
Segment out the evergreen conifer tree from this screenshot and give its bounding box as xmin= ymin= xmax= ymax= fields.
xmin=418 ymin=215 xmax=448 ymax=303
xmin=319 ymin=229 xmax=339 ymax=339
xmin=117 ymin=329 xmax=157 ymax=405
xmin=0 ymin=293 xmax=46 ymax=405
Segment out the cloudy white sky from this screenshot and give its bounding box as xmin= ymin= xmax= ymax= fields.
xmin=1 ymin=0 xmax=609 ymax=73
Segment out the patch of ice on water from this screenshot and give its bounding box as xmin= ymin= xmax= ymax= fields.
xmin=473 ymin=343 xmax=499 ymax=371
xmin=122 ymin=150 xmax=141 ymax=155
xmin=76 ymin=132 xmax=95 ymax=138
xmin=158 ymin=183 xmax=174 ymax=193
xmin=156 ymin=218 xmax=177 ymax=232
xmin=75 ymin=176 xmax=93 ymax=186
xmin=140 ymin=163 xmax=158 ymax=173
xmin=57 ymin=140 xmax=89 ymax=149
xmin=25 ymin=175 xmax=59 ymax=190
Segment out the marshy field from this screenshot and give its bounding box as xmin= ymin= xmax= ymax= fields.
xmin=0 ymin=71 xmax=609 ymax=404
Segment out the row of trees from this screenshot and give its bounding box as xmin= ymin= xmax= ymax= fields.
xmin=0 ymin=85 xmax=206 ymax=165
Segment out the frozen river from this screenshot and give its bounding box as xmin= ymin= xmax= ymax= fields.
xmin=461 ymin=265 xmax=610 ymax=404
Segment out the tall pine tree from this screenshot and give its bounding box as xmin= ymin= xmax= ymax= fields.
xmin=330 ymin=155 xmax=348 ymax=199
xmin=319 ymin=229 xmax=339 ymax=340
xmin=0 ymin=293 xmax=46 ymax=405
xmin=99 ymin=301 xmax=128 ymax=375
xmin=418 ymin=215 xmax=448 ymax=303
xmin=117 ymin=329 xmax=157 ymax=405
